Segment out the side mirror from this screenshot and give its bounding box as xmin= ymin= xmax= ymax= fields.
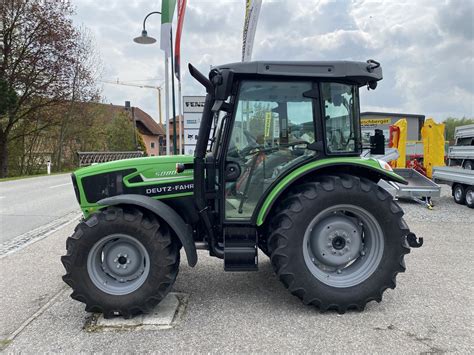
xmin=370 ymin=129 xmax=385 ymax=155
xmin=212 ymin=69 xmax=234 ymax=101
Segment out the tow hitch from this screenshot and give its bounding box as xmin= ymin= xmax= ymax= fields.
xmin=407 ymin=232 xmax=423 ymax=248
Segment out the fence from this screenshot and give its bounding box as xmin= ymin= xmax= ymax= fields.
xmin=77 ymin=151 xmax=144 ymax=167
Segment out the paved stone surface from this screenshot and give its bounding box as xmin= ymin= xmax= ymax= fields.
xmin=1 ymin=188 xmax=473 ymax=353
xmin=0 ymin=223 xmax=74 ymax=339
xmin=91 ymin=293 xmax=184 ymax=331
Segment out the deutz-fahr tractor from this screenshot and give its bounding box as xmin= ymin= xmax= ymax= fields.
xmin=62 ymin=60 xmax=422 ymax=318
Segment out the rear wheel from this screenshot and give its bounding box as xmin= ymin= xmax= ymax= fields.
xmin=62 ymin=206 xmax=180 ymax=318
xmin=453 ymin=184 xmax=466 ymax=205
xmin=268 ymin=175 xmax=410 ymax=313
xmin=463 ymin=160 xmax=473 ymax=170
xmin=465 ymin=187 xmax=474 ymax=208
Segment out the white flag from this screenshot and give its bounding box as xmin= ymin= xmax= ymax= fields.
xmin=242 ymin=0 xmax=262 ymax=62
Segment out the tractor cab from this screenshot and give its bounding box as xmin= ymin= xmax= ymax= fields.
xmin=189 ymin=60 xmax=387 ymax=266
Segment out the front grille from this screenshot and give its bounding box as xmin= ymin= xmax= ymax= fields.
xmin=71 ymin=173 xmax=81 ymax=204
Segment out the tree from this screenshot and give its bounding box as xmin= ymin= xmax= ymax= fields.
xmin=443 ymin=117 xmax=474 ymax=143
xmin=0 ymin=0 xmax=96 ymax=177
xmin=106 ymin=112 xmax=137 ymax=152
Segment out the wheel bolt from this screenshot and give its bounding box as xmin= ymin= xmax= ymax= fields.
xmin=361 ymin=250 xmax=366 ymax=256
xmin=127 ymin=260 xmax=131 ymax=264
xmin=337 ymin=269 xmax=342 ymax=274
xmin=116 ymin=264 xmax=120 ymax=268
xmin=113 ymin=258 xmax=118 ymax=263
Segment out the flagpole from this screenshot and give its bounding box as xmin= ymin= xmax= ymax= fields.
xmin=177 ymin=78 xmax=183 ymax=154
xmin=170 ymin=29 xmax=177 ymax=155
xmin=175 ymin=0 xmax=187 ymax=155
xmin=164 ymin=53 xmax=170 ymax=155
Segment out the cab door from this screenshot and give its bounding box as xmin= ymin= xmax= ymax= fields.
xmin=222 ymin=80 xmax=317 ymax=221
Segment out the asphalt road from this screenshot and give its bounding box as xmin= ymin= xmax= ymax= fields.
xmin=0 ymin=174 xmax=79 ymax=244
xmin=0 ymin=185 xmax=472 ymax=352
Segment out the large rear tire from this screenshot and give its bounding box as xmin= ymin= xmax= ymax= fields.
xmin=268 ymin=175 xmax=410 ymax=313
xmin=62 ymin=206 xmax=180 ymax=318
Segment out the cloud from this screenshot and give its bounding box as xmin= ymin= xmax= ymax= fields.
xmin=73 ymin=0 xmax=474 ymax=122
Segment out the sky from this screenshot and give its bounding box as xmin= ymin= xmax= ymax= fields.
xmin=73 ymin=0 xmax=474 ymax=123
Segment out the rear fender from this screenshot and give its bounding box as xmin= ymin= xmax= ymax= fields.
xmin=255 ymin=159 xmax=406 ymax=226
xmin=98 ymin=194 xmax=197 ymax=267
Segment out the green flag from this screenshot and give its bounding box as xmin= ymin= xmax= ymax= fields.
xmin=161 ymin=0 xmax=177 ymax=57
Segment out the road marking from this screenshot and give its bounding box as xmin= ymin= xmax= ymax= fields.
xmin=0 ymin=196 xmax=5 ymax=199
xmin=0 ymin=210 xmax=82 ymax=258
xmin=48 ymin=182 xmax=71 ymax=189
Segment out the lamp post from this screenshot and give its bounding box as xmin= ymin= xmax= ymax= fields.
xmin=133 ymin=11 xmax=177 ymax=155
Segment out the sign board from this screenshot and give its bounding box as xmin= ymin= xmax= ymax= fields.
xmin=183 ymin=96 xmax=206 ymax=113
xmin=183 ymin=96 xmax=206 ymax=155
xmin=361 ymin=118 xmax=391 ymax=126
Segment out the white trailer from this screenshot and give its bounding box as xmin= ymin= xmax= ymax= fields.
xmin=432 ymin=166 xmax=474 ymax=208
xmin=448 ymin=124 xmax=474 ymax=169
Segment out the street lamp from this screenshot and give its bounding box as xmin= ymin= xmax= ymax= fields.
xmin=133 ymin=11 xmax=178 ymax=155
xmin=133 ymin=29 xmax=156 ymax=44
xmin=133 ymin=11 xmax=161 ymax=44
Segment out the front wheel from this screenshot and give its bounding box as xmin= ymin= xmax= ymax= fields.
xmin=61 ymin=206 xmax=180 ymax=318
xmin=268 ymin=175 xmax=410 ymax=313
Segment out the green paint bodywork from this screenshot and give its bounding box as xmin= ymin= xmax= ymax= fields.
xmin=73 ymin=155 xmax=404 ymax=225
xmin=255 ymin=157 xmax=406 ymax=226
xmin=73 ymin=155 xmax=194 ymax=217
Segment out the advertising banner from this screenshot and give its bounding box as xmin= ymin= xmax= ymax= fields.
xmin=160 ymin=0 xmax=177 ymax=57
xmin=242 ymin=0 xmax=262 ymax=62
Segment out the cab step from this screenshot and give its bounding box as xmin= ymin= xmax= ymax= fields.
xmin=224 ymin=227 xmax=258 ymax=272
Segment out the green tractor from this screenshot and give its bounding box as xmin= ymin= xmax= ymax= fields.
xmin=62 ymin=60 xmax=422 ymax=318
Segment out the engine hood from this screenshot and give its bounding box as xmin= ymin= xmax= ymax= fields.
xmin=72 ymin=155 xmax=195 ymax=213
xmin=74 ymin=155 xmax=194 ymax=180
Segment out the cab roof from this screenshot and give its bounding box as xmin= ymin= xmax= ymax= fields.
xmin=214 ymin=60 xmax=382 ymax=86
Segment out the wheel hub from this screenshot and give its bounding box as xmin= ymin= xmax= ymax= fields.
xmin=466 ymin=190 xmax=473 ymax=204
xmin=332 ymin=235 xmax=346 ymax=250
xmin=309 ymin=215 xmax=362 ymax=267
xmin=455 ymin=187 xmax=463 ymax=200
